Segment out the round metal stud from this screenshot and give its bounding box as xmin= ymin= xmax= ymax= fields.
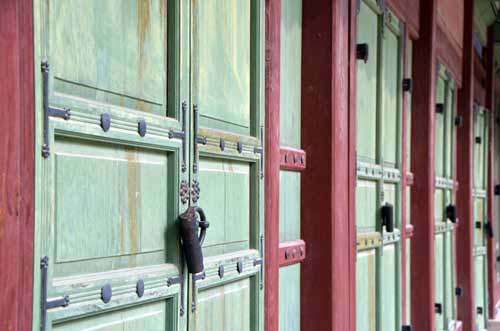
xmin=101 ymin=283 xmax=112 ymax=303
xmin=284 ymin=249 xmax=289 ymax=259
xmin=218 ymin=264 xmax=225 ymax=278
xmin=292 ymin=248 xmax=297 ymax=258
xmin=100 ymin=113 xmax=111 ymax=132
xmin=293 ymin=155 xmax=298 ymax=164
xmin=300 ymin=247 xmax=305 ymax=256
xmin=136 ymin=279 xmax=145 ymax=298
xmin=220 ymin=139 xmax=225 ymax=151
xmin=237 ymin=260 xmax=243 ymax=274
xmin=138 ymin=120 xmax=147 ymax=137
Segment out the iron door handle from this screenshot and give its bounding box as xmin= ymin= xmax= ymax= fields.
xmin=381 ymin=203 xmax=394 ymax=233
xmin=179 ymin=206 xmax=210 ymax=274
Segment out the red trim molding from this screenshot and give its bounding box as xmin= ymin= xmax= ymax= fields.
xmin=456 ymin=1 xmax=476 ymax=329
xmin=0 ymin=0 xmax=35 ymax=329
xmin=280 ymin=147 xmax=306 ymax=171
xmin=485 ymin=25 xmax=498 ymax=318
xmin=301 ymin=0 xmax=353 ymax=330
xmin=264 ymin=0 xmax=281 ymax=330
xmin=279 ymin=240 xmax=306 ymax=267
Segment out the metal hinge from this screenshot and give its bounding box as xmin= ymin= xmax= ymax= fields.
xmin=167 ymin=275 xmax=184 ymax=316
xmin=168 ymin=101 xmax=187 ymax=172
xmin=41 ymin=60 xmax=71 ymax=158
xmin=40 ymin=256 xmax=69 ymax=331
xmin=254 ymin=126 xmax=264 ymax=179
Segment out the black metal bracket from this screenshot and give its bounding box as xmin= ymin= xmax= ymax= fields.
xmin=455 ymin=287 xmax=463 ymax=296
xmin=167 ymin=275 xmax=184 ymax=316
xmin=434 ymin=303 xmax=442 ymax=314
xmin=254 ymin=126 xmax=264 ymax=179
xmin=40 ymin=256 xmax=69 ymax=331
xmin=495 ymin=184 xmax=500 ymax=196
xmin=485 ymin=220 xmax=494 ymax=238
xmin=402 ymin=326 xmax=412 ymax=331
xmin=356 ymin=43 xmax=369 ymax=63
xmin=402 ymin=78 xmax=412 ymax=92
xmin=192 ymin=105 xmax=207 ymax=173
xmin=381 ymin=203 xmax=394 ymax=233
xmin=455 ymin=115 xmax=463 ymax=127
xmin=168 ymin=101 xmax=187 ymax=172
xmin=475 ymin=136 xmax=482 ymax=144
xmin=446 ymin=204 xmax=457 ymax=223
xmin=477 ymin=306 xmax=484 ymax=315
xmin=42 ymin=60 xmax=71 ymax=158
xmin=435 ymin=103 xmax=444 ymax=114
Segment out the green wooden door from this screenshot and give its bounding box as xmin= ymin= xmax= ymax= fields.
xmin=356 ymin=2 xmax=404 ymax=330
xmin=473 ymin=106 xmax=490 ymax=331
xmin=189 ymin=1 xmax=264 ymax=330
xmin=34 ymin=1 xmax=264 ymax=330
xmin=434 ymin=65 xmax=458 ymax=331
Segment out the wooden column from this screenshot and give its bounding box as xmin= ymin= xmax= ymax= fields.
xmin=410 ymin=0 xmax=437 ymax=330
xmin=0 ymin=0 xmax=35 ymax=330
xmin=486 ymin=24 xmax=498 ymax=318
xmin=456 ymin=0 xmax=475 ymax=329
xmin=301 ymin=0 xmax=354 ymax=330
xmin=264 ymin=0 xmax=280 ymax=330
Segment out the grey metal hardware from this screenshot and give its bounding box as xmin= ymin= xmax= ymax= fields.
xmin=100 ymin=113 xmax=111 ymax=132
xmin=40 ymin=256 xmax=69 ymax=331
xmin=138 ymin=120 xmax=147 ymax=137
xmin=101 ymin=284 xmax=112 ymax=303
xmin=41 ymin=60 xmax=71 ymax=158
xmin=168 ymin=101 xmax=187 ymax=172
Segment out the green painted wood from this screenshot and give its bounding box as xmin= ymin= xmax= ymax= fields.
xmin=278 ymin=265 xmax=301 ymax=331
xmin=472 ymin=107 xmax=490 ymax=330
xmin=189 ymin=1 xmax=265 ymax=330
xmin=406 ymin=40 xmax=413 ymax=170
xmin=356 ymin=250 xmax=377 ymax=331
xmin=356 ymin=1 xmax=379 ymax=163
xmin=356 ymin=3 xmax=403 ymax=330
xmin=495 ymin=105 xmax=500 ymax=282
xmin=433 ymin=67 xmax=458 ymax=330
xmin=278 ymin=2 xmax=303 ymax=326
xmin=279 ymin=171 xmax=301 ymax=242
xmin=192 ymin=0 xmax=251 ymax=136
xmin=279 ymin=0 xmax=302 ymax=149
xmin=34 ymin=0 xmax=265 ymax=330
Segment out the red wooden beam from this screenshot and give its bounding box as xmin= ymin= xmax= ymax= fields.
xmin=485 ymin=24 xmax=498 ymax=319
xmin=264 ymin=0 xmax=281 ymax=330
xmin=280 ymin=147 xmax=306 ymax=171
xmin=0 ymin=0 xmax=35 ymax=330
xmin=279 ymin=240 xmax=306 ymax=267
xmin=301 ymin=0 xmax=353 ymax=330
xmin=456 ymin=0 xmax=476 ymax=329
xmin=410 ymin=0 xmax=438 ymax=329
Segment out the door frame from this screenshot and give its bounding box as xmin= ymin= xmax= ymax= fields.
xmin=0 ymin=0 xmax=35 ymax=329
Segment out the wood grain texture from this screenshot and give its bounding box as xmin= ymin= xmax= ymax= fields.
xmin=0 ymin=0 xmax=35 ymax=329
xmin=301 ymin=0 xmax=353 ymax=330
xmin=456 ymin=0 xmax=476 ymax=329
xmin=265 ymin=0 xmax=281 ymax=330
xmin=386 ymin=0 xmax=420 ymax=38
xmin=410 ymin=0 xmax=438 ymax=330
xmin=437 ymin=22 xmax=463 ymax=87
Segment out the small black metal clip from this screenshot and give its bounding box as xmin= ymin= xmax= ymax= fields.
xmin=356 ymin=43 xmax=369 ymax=63
xmin=434 ymin=303 xmax=442 ymax=314
xmin=435 ymin=103 xmax=444 ymax=114
xmin=455 ymin=287 xmax=463 ymax=296
xmin=381 ymin=203 xmax=394 ymax=233
xmin=402 ymin=78 xmax=412 ymax=92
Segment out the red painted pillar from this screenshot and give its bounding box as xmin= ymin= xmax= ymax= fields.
xmin=486 ymin=24 xmax=498 ymax=319
xmin=264 ymin=0 xmax=280 ymax=330
xmin=301 ymin=0 xmax=354 ymax=330
xmin=456 ymin=0 xmax=475 ymax=329
xmin=410 ymin=0 xmax=437 ymax=330
xmin=0 ymin=0 xmax=35 ymax=330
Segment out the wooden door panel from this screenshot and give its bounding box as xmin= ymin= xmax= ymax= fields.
xmin=435 ymin=233 xmax=445 ymax=329
xmin=356 ymin=180 xmax=378 ymax=231
xmin=192 ymin=0 xmax=251 ymax=135
xmin=54 ymin=137 xmax=168 ymax=266
xmin=356 ymin=249 xmax=377 ymax=331
xmin=195 ymin=278 xmax=251 ymax=331
xmin=475 ymin=255 xmax=486 ymax=330
xmin=381 ymin=244 xmax=397 ymax=331
xmin=50 ymin=0 xmax=169 ymax=116
xmin=382 ymin=28 xmax=399 ymax=167
xmin=52 ymin=300 xmax=174 ymax=331
xmin=198 ymin=158 xmax=251 ymax=257
xmin=356 ymin=1 xmax=379 ymax=163
xmin=279 ymin=171 xmax=301 ymax=242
